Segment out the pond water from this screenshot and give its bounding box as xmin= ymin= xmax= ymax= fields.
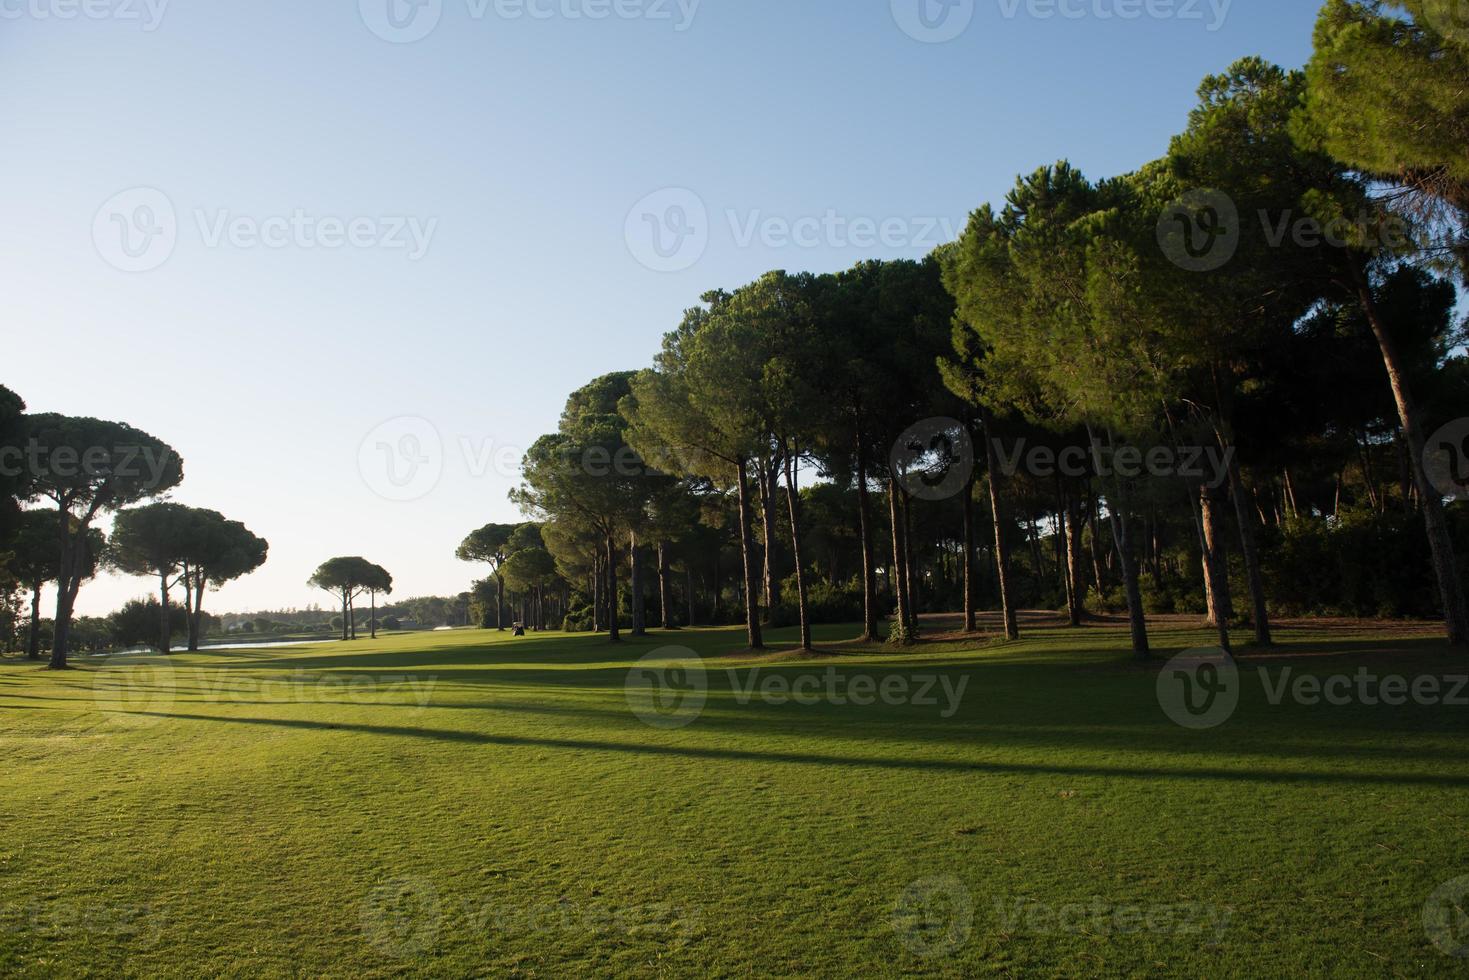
xmin=201 ymin=638 xmax=337 ymax=650
xmin=102 ymin=638 xmax=337 ymax=655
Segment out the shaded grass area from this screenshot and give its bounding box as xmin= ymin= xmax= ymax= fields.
xmin=1 ymin=617 xmax=1467 ymax=977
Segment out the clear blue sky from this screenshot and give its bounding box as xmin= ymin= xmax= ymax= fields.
xmin=1 ymin=0 xmax=1319 ymax=615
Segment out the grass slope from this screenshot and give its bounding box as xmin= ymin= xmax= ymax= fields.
xmin=2 ymin=617 xmax=1467 ymax=977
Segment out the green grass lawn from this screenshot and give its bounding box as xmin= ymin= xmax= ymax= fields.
xmin=2 ymin=616 xmax=1468 ymax=977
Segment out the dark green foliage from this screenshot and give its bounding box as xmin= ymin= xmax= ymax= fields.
xmin=1304 ymin=1 xmax=1469 ymax=219
xmin=108 ymin=597 xmax=188 ymax=651
xmin=768 ymin=575 xmax=865 ymax=628
xmin=562 ymin=605 xmax=595 ymax=632
xmin=1263 ymin=510 xmax=1440 ymax=618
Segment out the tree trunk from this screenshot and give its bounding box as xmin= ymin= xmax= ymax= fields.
xmin=1065 ymin=488 xmax=1084 ymax=627
xmin=1028 ymin=515 xmax=1045 ymax=583
xmin=982 ymin=411 xmax=1019 ymax=640
xmin=854 ymin=422 xmax=879 ymax=642
xmin=605 ymin=533 xmax=621 ymax=643
xmin=735 ymin=456 xmax=765 ymax=649
xmin=1200 ymin=483 xmax=1234 ymax=632
xmin=1352 ymin=264 xmax=1468 ymax=646
xmin=187 ymin=569 xmax=204 ymax=652
xmin=658 ymin=541 xmax=674 ymax=629
xmin=1195 ymin=483 xmax=1233 ymax=655
xmin=759 ymin=459 xmax=780 ymax=614
xmin=49 ymin=502 xmax=95 ymax=669
xmin=1113 ymin=507 xmax=1151 ymax=659
xmin=1056 ymin=496 xmax=1070 ymax=610
xmin=887 ymin=477 xmax=910 ymax=640
xmin=1359 ymin=430 xmax=1382 ymax=512
xmin=686 ymin=563 xmax=695 ymax=628
xmin=630 ymin=533 xmax=646 ymax=636
xmin=1092 ymin=427 xmax=1149 ymax=658
xmin=49 ymin=510 xmax=73 ymax=669
xmin=1054 ymin=488 xmax=1071 ymax=624
xmin=495 ymin=573 xmax=506 ymax=631
xmin=50 ymin=583 xmax=74 ymax=668
xmin=1150 ymin=510 xmax=1164 ymax=582
xmin=1395 ymin=433 xmax=1414 ymax=509
xmin=962 ymin=469 xmax=977 ymax=633
xmin=341 ymin=592 xmax=349 ymax=640
xmin=592 ymin=558 xmax=602 ymax=632
xmin=27 ymin=583 xmax=42 ymax=660
xmin=711 ymin=550 xmax=722 ymax=623
xmin=180 ymin=565 xmax=194 ymax=651
xmin=158 ymin=569 xmax=172 ymax=654
xmin=1226 ymin=457 xmax=1273 ymax=646
xmin=783 ymin=449 xmax=813 ymax=651
xmin=188 ymin=566 xmax=207 ymax=652
xmin=901 ymin=488 xmax=917 ymax=629
xmin=1088 ymin=486 xmax=1106 ymax=598
xmin=370 ymin=590 xmax=377 ymax=639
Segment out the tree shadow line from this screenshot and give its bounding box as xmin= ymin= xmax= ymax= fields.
xmin=116 ymin=709 xmax=1469 ymax=789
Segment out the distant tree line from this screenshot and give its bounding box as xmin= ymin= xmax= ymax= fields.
xmin=193 ymin=594 xmax=475 ymax=637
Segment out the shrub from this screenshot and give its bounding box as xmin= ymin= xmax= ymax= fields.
xmin=774 ymin=574 xmax=865 ymax=626
xmin=562 ymin=604 xmax=594 ymax=633
xmin=1262 ymin=511 xmax=1437 ymax=618
xmin=1084 ymin=585 xmax=1126 ymax=614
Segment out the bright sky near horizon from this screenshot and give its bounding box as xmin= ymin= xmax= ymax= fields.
xmin=2 ymin=0 xmax=1318 ymax=616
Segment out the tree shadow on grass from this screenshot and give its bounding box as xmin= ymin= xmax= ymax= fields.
xmin=121 ymin=709 xmax=1469 ymax=789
